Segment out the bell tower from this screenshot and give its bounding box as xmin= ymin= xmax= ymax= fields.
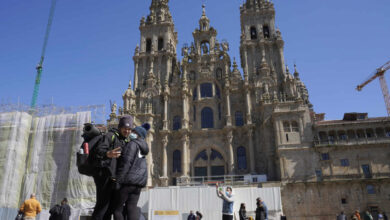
xmin=239 ymin=0 xmax=286 ymax=88
xmin=133 ymin=0 xmax=178 ymax=92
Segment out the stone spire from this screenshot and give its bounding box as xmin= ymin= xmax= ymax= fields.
xmin=294 ymin=64 xmax=300 ymax=79
xmin=242 ymin=0 xmax=274 ymax=11
xmin=146 ymin=0 xmax=172 ymax=24
xmin=199 ymin=4 xmax=210 ymax=31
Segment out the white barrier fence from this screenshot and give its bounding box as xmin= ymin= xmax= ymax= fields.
xmin=137 ymin=186 xmax=283 ymax=220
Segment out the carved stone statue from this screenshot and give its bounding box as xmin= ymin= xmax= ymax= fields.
xmin=202 ymin=43 xmax=209 ymax=54
xmin=111 ymin=101 xmax=117 ymax=114
xmin=222 ymin=42 xmax=229 ymax=52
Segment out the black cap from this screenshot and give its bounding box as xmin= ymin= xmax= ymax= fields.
xmin=118 ymin=116 xmax=134 ymax=129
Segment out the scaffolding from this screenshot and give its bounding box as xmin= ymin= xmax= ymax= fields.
xmin=0 ymin=102 xmax=106 ymax=125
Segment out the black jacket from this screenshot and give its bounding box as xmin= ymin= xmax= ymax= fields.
xmin=60 ymin=204 xmax=71 ymax=220
xmin=239 ymin=208 xmax=247 ymax=220
xmin=94 ymin=128 xmax=130 ymax=178
xmin=49 ymin=205 xmax=61 ymax=220
xmin=255 ymin=205 xmax=266 ymax=220
xmin=116 ymin=138 xmax=149 ymax=186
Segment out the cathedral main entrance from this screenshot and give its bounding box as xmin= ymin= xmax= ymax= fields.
xmin=193 ymin=149 xmax=226 ymax=180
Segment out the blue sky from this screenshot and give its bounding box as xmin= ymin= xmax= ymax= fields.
xmin=1 ymin=0 xmax=389 ymax=120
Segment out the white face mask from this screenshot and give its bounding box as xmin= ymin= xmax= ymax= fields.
xmin=130 ymin=133 xmax=138 ymax=140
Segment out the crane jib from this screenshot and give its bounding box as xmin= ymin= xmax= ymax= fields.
xmin=30 ymin=0 xmax=57 ymax=109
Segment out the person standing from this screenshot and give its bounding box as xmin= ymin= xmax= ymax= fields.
xmin=187 ymin=211 xmax=196 ymax=220
xmin=255 ymin=198 xmax=268 ymax=220
xmin=216 ymin=183 xmax=235 ymax=220
xmin=383 ymin=212 xmax=388 ymax=220
xmin=19 ymin=193 xmax=42 ymax=220
xmin=363 ymin=210 xmax=373 ymax=220
xmin=92 ymin=116 xmax=133 ymax=220
xmin=337 ymin=211 xmax=347 ymax=220
xmin=196 ymin=211 xmax=203 ymax=220
xmin=110 ymin=123 xmax=150 ymax=220
xmin=60 ymin=198 xmax=71 ymax=220
xmin=239 ymin=203 xmax=248 ymax=220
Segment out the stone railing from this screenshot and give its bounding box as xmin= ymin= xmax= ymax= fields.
xmin=314 ymin=136 xmax=390 ymax=147
xmin=176 ymin=174 xmax=267 ymax=186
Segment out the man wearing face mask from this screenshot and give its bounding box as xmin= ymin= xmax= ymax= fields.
xmin=110 ymin=123 xmax=150 ymax=220
xmin=216 ymin=183 xmax=235 ymax=220
xmin=92 ymin=116 xmax=133 ymax=220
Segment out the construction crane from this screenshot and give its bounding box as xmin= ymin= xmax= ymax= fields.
xmin=356 ymin=60 xmax=390 ymax=116
xmin=30 ymin=0 xmax=57 ymax=109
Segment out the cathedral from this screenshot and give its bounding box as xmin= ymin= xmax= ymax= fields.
xmin=110 ymin=0 xmax=314 ymax=186
xmin=108 ymin=0 xmax=390 ymax=218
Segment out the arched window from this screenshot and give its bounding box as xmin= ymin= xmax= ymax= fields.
xmin=291 ymin=121 xmax=299 ymax=132
xmin=173 ymin=116 xmax=181 ymax=130
xmin=216 ymin=68 xmax=223 ymax=80
xmin=173 ymin=150 xmax=181 ymax=173
xmin=263 ymin=25 xmax=270 ymax=39
xmin=195 ymin=150 xmax=208 ymax=161
xmin=250 ymin=26 xmax=257 ymax=40
xmin=201 ymin=107 xmax=214 ymax=128
xmin=283 ymin=121 xmax=291 ymax=132
xmin=210 ymin=149 xmax=223 ymax=160
xmin=193 ymin=87 xmax=197 ymax=101
xmin=235 ymin=111 xmax=244 ymax=127
xmin=146 ymin=38 xmax=152 ymax=53
xmin=158 ymin=37 xmax=164 ymax=51
xmin=237 ymin=147 xmax=247 ymax=170
xmin=200 ymin=83 xmax=213 ymax=98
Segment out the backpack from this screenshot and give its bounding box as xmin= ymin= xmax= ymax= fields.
xmin=49 ymin=205 xmax=61 ymax=220
xmin=14 ymin=211 xmax=23 ymax=220
xmin=77 ymin=130 xmax=117 ymax=177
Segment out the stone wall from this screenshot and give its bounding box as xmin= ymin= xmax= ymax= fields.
xmin=281 ymin=180 xmax=390 ymax=220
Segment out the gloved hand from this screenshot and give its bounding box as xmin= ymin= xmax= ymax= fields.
xmin=110 ymin=178 xmax=121 ymax=190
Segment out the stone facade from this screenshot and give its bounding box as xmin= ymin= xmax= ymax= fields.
xmin=111 ymin=0 xmax=313 ymax=186
xmin=108 ymin=0 xmax=390 ymax=218
xmin=279 ymin=114 xmax=390 ymax=219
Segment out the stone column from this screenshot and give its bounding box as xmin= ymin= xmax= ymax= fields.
xmin=134 ymin=59 xmax=139 ymax=90
xmin=225 ymin=90 xmax=232 ymax=126
xmin=245 ymin=88 xmax=252 ymax=124
xmin=163 ymin=95 xmax=168 ymax=130
xmin=274 ymin=120 xmax=281 ymax=146
xmin=248 ymin=128 xmax=255 ymax=173
xmin=146 ymin=117 xmax=154 ymax=186
xmin=166 ymin=56 xmax=172 ymax=83
xmin=226 ymin=131 xmax=234 ymax=174
xmin=182 ymin=67 xmax=189 ymax=129
xmin=299 ymin=116 xmax=304 ymax=143
xmin=197 ymin=84 xmax=201 ymax=100
xmin=158 ymin=55 xmax=162 ymax=83
xmin=181 ymin=134 xmax=190 ymax=177
xmin=160 ymin=135 xmax=169 ymax=186
xmin=278 ymin=120 xmax=284 ymax=144
xmin=243 ymin=47 xmax=249 ymax=77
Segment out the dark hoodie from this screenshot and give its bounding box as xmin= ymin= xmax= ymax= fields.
xmin=116 ymin=138 xmax=149 ymax=187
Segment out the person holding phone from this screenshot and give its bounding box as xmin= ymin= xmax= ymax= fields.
xmin=92 ymin=116 xmax=133 ymax=220
xmin=216 ymin=183 xmax=235 ymax=220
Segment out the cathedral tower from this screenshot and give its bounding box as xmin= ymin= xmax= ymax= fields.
xmin=133 ymin=0 xmax=178 ymax=92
